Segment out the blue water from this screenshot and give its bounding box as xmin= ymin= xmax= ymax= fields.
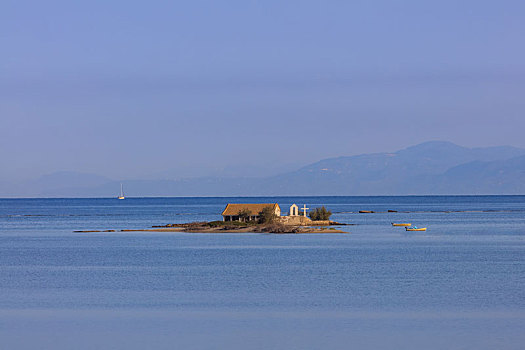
xmin=1 ymin=196 xmax=524 ymax=349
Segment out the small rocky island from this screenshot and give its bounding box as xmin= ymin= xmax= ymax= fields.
xmin=151 ymin=203 xmax=347 ymax=233
xmin=76 ymin=203 xmax=348 ymax=234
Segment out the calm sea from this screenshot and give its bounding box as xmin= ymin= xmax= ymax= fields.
xmin=1 ymin=196 xmax=524 ymax=349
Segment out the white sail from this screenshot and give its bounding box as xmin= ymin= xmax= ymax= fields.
xmin=118 ymin=183 xmax=125 ymax=199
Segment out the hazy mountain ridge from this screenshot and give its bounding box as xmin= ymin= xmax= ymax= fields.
xmin=254 ymin=141 xmax=525 ymax=195
xmin=2 ymin=142 xmax=524 ymax=197
xmin=432 ymin=155 xmax=525 ymax=194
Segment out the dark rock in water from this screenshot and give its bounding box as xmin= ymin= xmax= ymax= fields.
xmin=329 ymin=221 xmax=354 ymax=226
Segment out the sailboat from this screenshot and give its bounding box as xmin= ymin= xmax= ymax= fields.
xmin=118 ymin=183 xmax=125 ymax=200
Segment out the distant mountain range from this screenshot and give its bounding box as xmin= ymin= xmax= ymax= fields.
xmin=2 ymin=141 xmax=525 ymax=197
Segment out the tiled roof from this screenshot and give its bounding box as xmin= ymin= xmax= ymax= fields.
xmin=221 ymin=203 xmax=280 ymax=216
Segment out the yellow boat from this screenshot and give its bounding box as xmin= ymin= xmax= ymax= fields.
xmin=405 ymin=227 xmax=427 ymax=231
xmin=392 ymin=223 xmax=411 ymax=227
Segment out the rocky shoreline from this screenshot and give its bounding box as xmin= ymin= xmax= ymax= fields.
xmin=75 ymin=220 xmax=350 ymax=234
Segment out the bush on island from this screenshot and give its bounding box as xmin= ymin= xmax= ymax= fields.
xmin=237 ymin=209 xmax=252 ymax=222
xmin=207 ymin=220 xmax=246 ymax=227
xmin=309 ymin=206 xmax=332 ymax=221
xmin=258 ymin=206 xmax=277 ymax=224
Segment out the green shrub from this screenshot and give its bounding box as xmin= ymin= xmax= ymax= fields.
xmin=258 ymin=206 xmax=277 ymax=224
xmin=309 ymin=206 xmax=332 ymax=221
xmin=207 ymin=221 xmax=225 ymax=227
xmin=237 ymin=209 xmax=252 ymax=222
xmin=207 ymin=220 xmax=246 ymax=227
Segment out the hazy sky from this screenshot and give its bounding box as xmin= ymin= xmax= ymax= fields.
xmin=1 ymin=0 xmax=524 ymax=181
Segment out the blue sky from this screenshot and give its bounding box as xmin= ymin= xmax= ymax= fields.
xmin=1 ymin=0 xmax=524 ymax=181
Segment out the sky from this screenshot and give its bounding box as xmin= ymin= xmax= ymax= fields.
xmin=1 ymin=0 xmax=524 ymax=181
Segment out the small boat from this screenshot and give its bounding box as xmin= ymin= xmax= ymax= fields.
xmin=359 ymin=210 xmax=374 ymax=213
xmin=392 ymin=223 xmax=411 ymax=227
xmin=118 ymin=183 xmax=125 ymax=200
xmin=405 ymin=226 xmax=427 ymax=231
